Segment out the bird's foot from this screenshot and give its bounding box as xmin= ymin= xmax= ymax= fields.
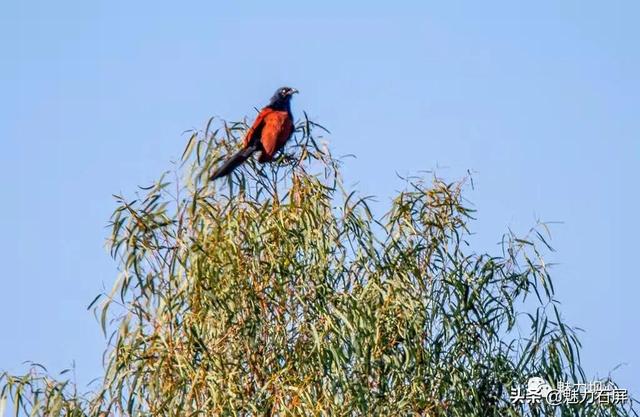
xmin=276 ymin=153 xmax=297 ymax=165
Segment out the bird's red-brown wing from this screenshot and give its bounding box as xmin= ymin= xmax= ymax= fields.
xmin=242 ymin=108 xmax=275 ymax=148
xmin=258 ymin=110 xmax=294 ymax=162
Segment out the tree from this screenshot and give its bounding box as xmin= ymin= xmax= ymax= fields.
xmin=1 ymin=117 xmax=636 ymax=416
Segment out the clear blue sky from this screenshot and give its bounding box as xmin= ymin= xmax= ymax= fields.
xmin=1 ymin=0 xmax=638 ymax=397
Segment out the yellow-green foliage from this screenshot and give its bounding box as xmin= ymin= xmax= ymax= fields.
xmin=1 ymin=118 xmax=635 ymax=416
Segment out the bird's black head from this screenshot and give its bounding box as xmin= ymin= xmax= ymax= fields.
xmin=267 ymin=86 xmax=298 ymax=111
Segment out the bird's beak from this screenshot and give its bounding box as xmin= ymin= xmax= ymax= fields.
xmin=290 ymin=88 xmax=299 ymax=95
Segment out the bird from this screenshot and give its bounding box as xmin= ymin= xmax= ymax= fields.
xmin=210 ymin=86 xmax=298 ymax=180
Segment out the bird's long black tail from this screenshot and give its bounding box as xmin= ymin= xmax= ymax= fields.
xmin=210 ymin=145 xmax=258 ymax=180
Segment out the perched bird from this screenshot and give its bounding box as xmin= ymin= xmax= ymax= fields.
xmin=210 ymin=86 xmax=298 ymax=180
